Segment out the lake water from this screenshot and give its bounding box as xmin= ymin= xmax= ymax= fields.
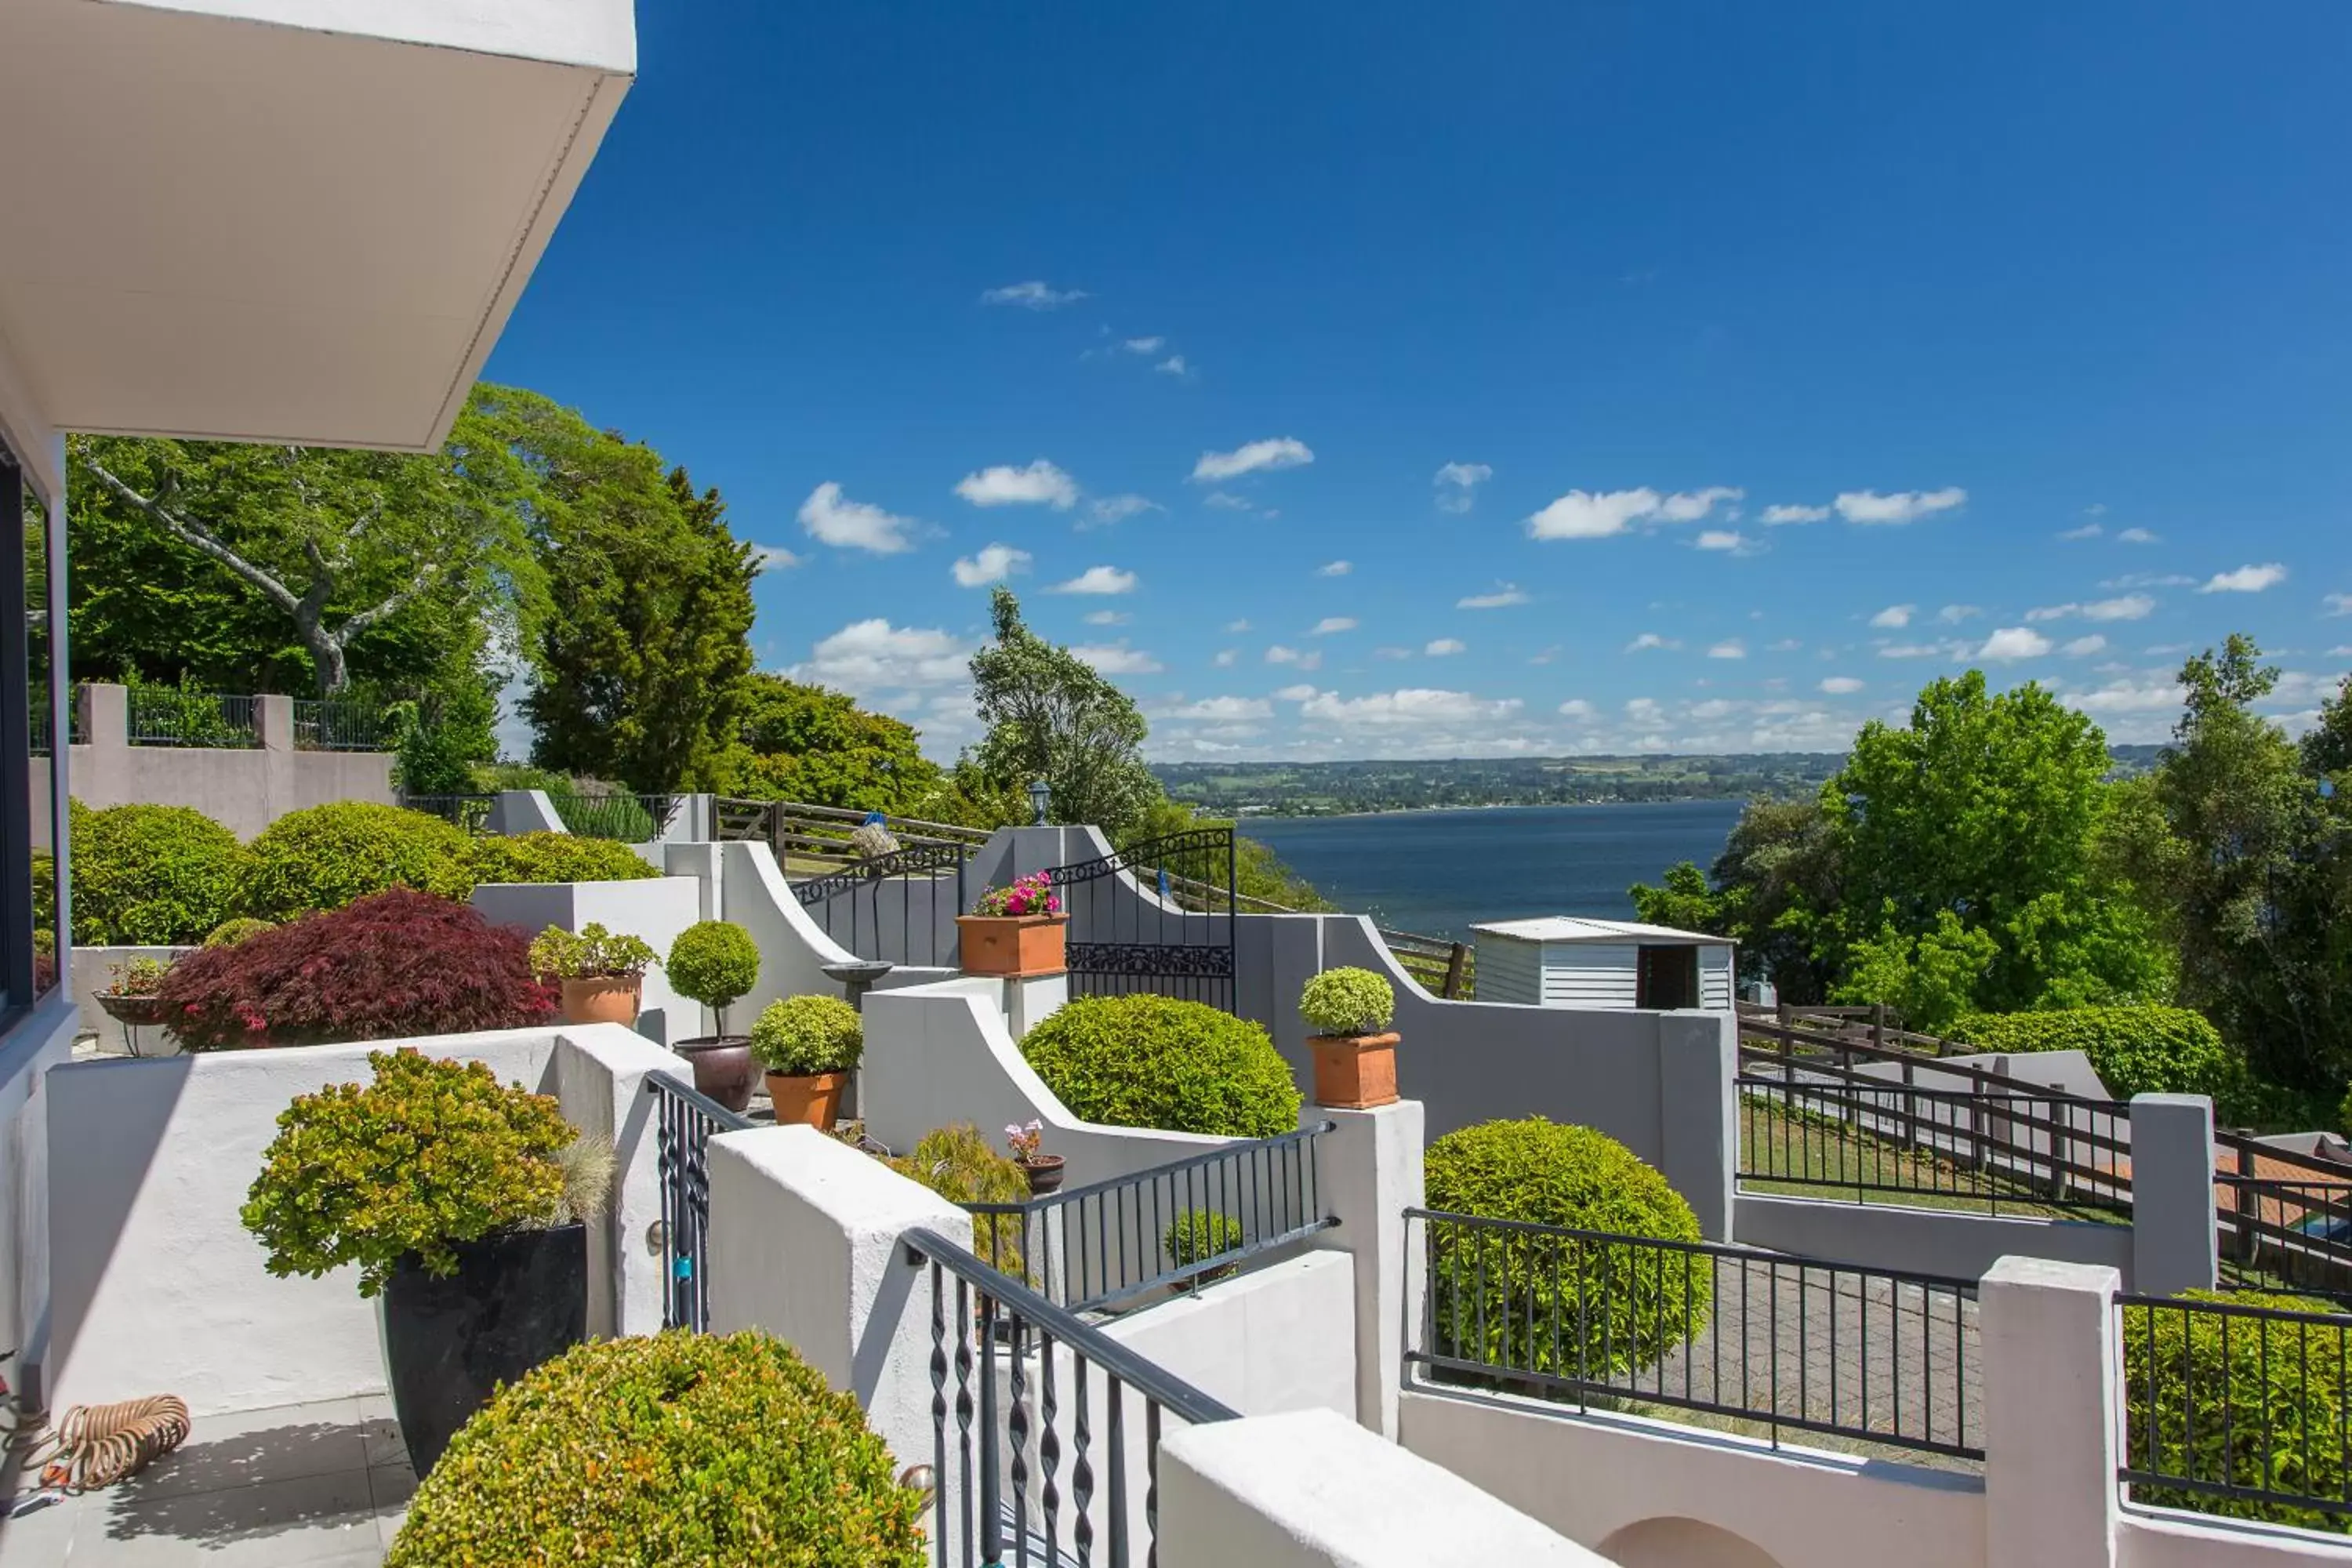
xmin=1240 ymin=799 xmax=1744 ymax=938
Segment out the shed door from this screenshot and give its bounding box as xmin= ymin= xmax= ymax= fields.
xmin=1635 ymin=945 xmax=1700 ymax=1010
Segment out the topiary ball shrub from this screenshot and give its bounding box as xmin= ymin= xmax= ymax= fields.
xmin=2122 ymin=1290 xmax=2350 ymax=1532
xmin=158 ymin=887 xmax=557 ymax=1050
xmin=668 ymin=920 xmax=763 ymax=1033
xmin=385 ymin=1330 xmax=925 ymax=1568
xmin=751 ymin=993 xmax=864 ymax=1075
xmin=238 ymin=801 xmax=470 ymax=922
xmin=204 ymin=916 xmax=275 ymax=949
xmin=1300 ymin=966 xmax=1396 ymax=1037
xmin=1424 ymin=1117 xmax=1709 ymax=1380
xmin=443 ymin=832 xmax=662 ymax=900
xmin=1018 ymin=994 xmax=1302 ymax=1139
xmin=884 ymin=1123 xmax=1030 ymax=1274
xmin=69 ymin=803 xmax=244 ymax=946
xmin=1947 ymin=1006 xmax=2244 ymax=1109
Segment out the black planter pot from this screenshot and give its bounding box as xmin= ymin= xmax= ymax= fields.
xmin=672 ymin=1034 xmax=756 ymax=1113
xmin=1023 ymin=1156 xmax=1066 ymax=1196
xmin=383 ymin=1221 xmax=586 ymax=1476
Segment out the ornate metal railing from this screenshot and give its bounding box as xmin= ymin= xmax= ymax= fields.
xmin=1051 ymin=829 xmax=1238 ymax=1014
xmin=291 ymin=696 xmax=386 ymax=751
xmin=967 ymin=1124 xmax=1337 ymax=1313
xmin=794 ymin=841 xmax=972 ymax=969
xmin=125 ymin=685 xmax=260 ymax=748
xmin=646 ymin=1072 xmax=753 ymax=1332
xmin=904 ymin=1225 xmax=1238 ymax=1568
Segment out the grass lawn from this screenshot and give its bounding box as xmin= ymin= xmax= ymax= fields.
xmin=1738 ymin=1094 xmax=2122 ymax=1224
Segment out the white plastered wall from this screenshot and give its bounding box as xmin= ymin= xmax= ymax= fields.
xmin=470 ymin=874 xmax=706 ymax=1044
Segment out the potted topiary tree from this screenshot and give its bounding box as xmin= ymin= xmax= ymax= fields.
xmin=240 ymin=1051 xmax=612 ymax=1475
xmin=750 ymin=993 xmax=863 ymax=1129
xmin=1299 ymin=966 xmax=1400 ymax=1109
xmin=956 ymin=872 xmax=1067 ymax=978
xmin=665 ymin=920 xmax=763 ymax=1112
xmin=529 ymin=923 xmax=659 ymax=1026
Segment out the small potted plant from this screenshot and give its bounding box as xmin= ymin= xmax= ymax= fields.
xmin=241 ymin=1050 xmax=611 ymax=1475
xmin=665 ymin=920 xmax=762 ymax=1112
xmin=750 ymin=993 xmax=863 ymax=1129
xmin=956 ymin=871 xmax=1066 ymax=978
xmin=529 ymin=924 xmax=659 ymax=1027
xmin=95 ymin=956 xmax=180 ymax=1055
xmin=1300 ymin=966 xmax=1400 ymax=1109
xmin=1004 ymin=1119 xmax=1064 ymax=1195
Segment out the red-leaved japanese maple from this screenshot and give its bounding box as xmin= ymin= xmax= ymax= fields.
xmin=159 ymin=888 xmax=557 ymax=1051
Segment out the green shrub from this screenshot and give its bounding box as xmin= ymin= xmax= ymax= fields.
xmin=2122 ymin=1290 xmax=2350 ymax=1532
xmin=241 ymin=1051 xmax=575 ymax=1297
xmin=751 ymin=994 xmax=863 ymax=1075
xmin=70 ymin=803 xmax=243 ymax=946
xmin=1018 ymin=994 xmax=1302 ymax=1139
xmin=1425 ymin=1118 xmax=1709 ymax=1379
xmin=237 ymin=801 xmax=469 ymax=922
xmin=1300 ymin=966 xmax=1396 ymax=1036
xmin=1947 ymin=1006 xmax=2242 ymax=1107
xmin=528 ymin=923 xmax=658 ymax=980
xmin=446 ymin=833 xmax=660 ymax=898
xmin=1165 ymin=1210 xmax=1246 ymax=1286
xmin=386 ymin=1330 xmax=924 ymax=1568
xmin=667 ymin=921 xmax=762 ymax=1033
xmin=884 ymin=1123 xmax=1029 ymax=1274
xmin=203 ymin=916 xmax=275 ymax=949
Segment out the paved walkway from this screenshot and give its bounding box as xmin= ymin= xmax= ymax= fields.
xmin=2 ymin=1396 xmax=408 ymax=1566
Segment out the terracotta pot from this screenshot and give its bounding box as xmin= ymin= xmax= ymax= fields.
xmin=1022 ymin=1154 xmax=1067 ymax=1196
xmin=766 ymin=1069 xmax=848 ymax=1129
xmin=1309 ymin=1031 xmax=1400 ymax=1110
xmin=956 ymin=913 xmax=1069 ymax=978
xmin=560 ymin=975 xmax=641 ymax=1027
xmin=673 ymin=1036 xmax=755 ymax=1113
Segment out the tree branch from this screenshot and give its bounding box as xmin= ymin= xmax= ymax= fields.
xmin=329 ymin=561 xmax=443 ymax=649
xmin=78 ymin=458 xmax=307 ymax=621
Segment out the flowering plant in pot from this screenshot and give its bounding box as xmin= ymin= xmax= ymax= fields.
xmin=1300 ymin=966 xmax=1400 ymax=1109
xmin=96 ymin=955 xmax=180 ymax=1053
xmin=241 ymin=1050 xmax=612 ymax=1475
xmin=664 ymin=920 xmax=763 ymax=1112
xmin=1004 ymin=1118 xmax=1064 ymax=1195
xmin=956 ymin=872 xmax=1067 ymax=978
xmin=750 ymin=994 xmax=863 ymax=1129
xmin=529 ymin=923 xmax=659 ymax=1026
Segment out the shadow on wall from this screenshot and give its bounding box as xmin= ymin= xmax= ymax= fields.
xmin=1599 ymin=1517 xmax=1787 ymax=1568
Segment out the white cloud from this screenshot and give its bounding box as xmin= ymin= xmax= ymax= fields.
xmin=1083 ymin=609 xmax=1130 ymax=626
xmin=799 ymin=481 xmax=919 ymax=554
xmin=2067 ymin=677 xmax=2185 ymax=716
xmin=1272 ymin=684 xmax=1320 ymax=702
xmin=1375 ymin=646 xmax=1414 ymax=660
xmin=1870 ymin=604 xmax=1916 ymax=629
xmin=1434 ymin=463 xmax=1493 ymax=514
xmin=1087 ymin=493 xmax=1160 ymax=526
xmin=1525 ymin=485 xmax=1740 ymax=540
xmin=1311 ymin=616 xmax=1358 ymax=636
xmin=1708 ymin=641 xmax=1747 ymax=659
xmin=2118 ymin=528 xmax=2159 ymax=544
xmin=1265 ymin=645 xmax=1323 ymax=670
xmin=1835 ymin=487 xmax=1967 ymax=524
xmin=1165 ymin=695 xmax=1270 ymax=721
xmin=1213 ymin=648 xmax=1238 ymax=667
xmin=1767 ymin=638 xmax=1803 ymax=652
xmin=1980 ymin=626 xmax=2054 ymax=660
xmin=1762 ymin=503 xmax=1831 ymax=525
xmin=1819 ymin=676 xmax=1865 ymax=695
xmin=2059 ymin=523 xmax=2103 ymax=540
xmin=1878 ymin=641 xmax=1962 ymax=659
xmin=1625 ymin=633 xmax=1677 ymax=652
xmin=1694 ymin=530 xmax=1751 ymax=553
xmin=1155 ymin=355 xmax=1190 ymax=378
xmin=1316 ymin=560 xmax=1352 ymax=577
xmin=2063 ymin=635 xmax=2108 ymax=656
xmin=981 ymin=280 xmax=1087 ymax=309
xmin=954 ymin=459 xmax=1079 ymax=510
xmin=1938 ymin=604 xmax=1982 ymax=623
xmin=1425 ymin=638 xmax=1466 ymax=656
xmin=750 ymin=544 xmax=803 ymax=571
xmin=1656 ymin=486 xmax=1744 ymax=523
xmin=950 ymin=543 xmax=1032 ymax=587
xmin=2327 ymin=593 xmax=2352 ymax=616
xmin=1299 ymin=688 xmax=1523 ymax=728
xmin=2201 ymin=563 xmax=2288 ymax=593
xmin=1192 ymin=437 xmax=1313 ymax=482
xmin=1122 ymin=336 xmax=1164 ymax=354
xmin=2104 ymin=572 xmax=2198 ymax=590
xmin=2027 ymin=594 xmax=2157 ymax=623
xmin=1457 ymin=584 xmax=1530 ymax=609
xmin=1203 ymin=492 xmax=1256 ymax=512
xmin=1224 ymin=619 xmax=1252 ymax=633
xmin=1558 ymin=699 xmax=1595 ymax=719
xmin=1050 ymin=565 xmax=1137 ymax=595
xmin=1073 ymin=643 xmax=1163 ymax=676
xmin=797 ymin=619 xmax=971 ymax=691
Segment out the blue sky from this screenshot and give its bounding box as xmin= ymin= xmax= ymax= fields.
xmin=485 ymin=2 xmax=2352 ymax=761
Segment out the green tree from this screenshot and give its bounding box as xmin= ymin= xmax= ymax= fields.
xmin=498 ymin=387 xmax=758 ymax=792
xmin=1831 ymin=907 xmax=2002 ymax=1033
xmin=964 ymin=586 xmax=1158 ymax=840
xmin=717 ymin=676 xmax=942 ymax=811
xmin=1631 ymin=797 xmax=1843 ymax=1003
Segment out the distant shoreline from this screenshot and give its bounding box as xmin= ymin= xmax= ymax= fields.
xmin=1227 ymin=797 xmax=1759 ymax=823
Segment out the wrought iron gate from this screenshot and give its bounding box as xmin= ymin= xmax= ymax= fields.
xmin=1051 ymin=828 xmax=1238 ymax=1013
xmin=793 ymin=843 xmax=971 ymax=968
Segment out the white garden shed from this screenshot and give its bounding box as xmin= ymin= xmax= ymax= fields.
xmin=1469 ymin=917 xmax=1737 ymax=1011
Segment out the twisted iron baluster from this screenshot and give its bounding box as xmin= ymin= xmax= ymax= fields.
xmin=928 ymin=1261 xmax=949 ymax=1568
xmin=1040 ymin=1329 xmax=1062 ymax=1566
xmin=1073 ymin=1352 xmax=1094 ymax=1566
xmin=1010 ymin=1312 xmax=1030 ymax=1565
xmin=954 ymin=1279 xmax=976 ymax=1568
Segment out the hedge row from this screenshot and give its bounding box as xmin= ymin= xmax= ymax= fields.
xmin=65 ymin=800 xmax=659 ymax=947
xmin=1946 ymin=1005 xmax=2241 ymax=1106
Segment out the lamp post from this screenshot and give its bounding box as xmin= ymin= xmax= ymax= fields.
xmin=1028 ymin=778 xmax=1051 ymax=826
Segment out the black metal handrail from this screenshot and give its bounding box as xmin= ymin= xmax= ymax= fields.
xmin=292 ymin=696 xmax=385 ymax=751
xmin=905 ymin=1224 xmax=1237 ymax=1568
xmin=967 ymin=1123 xmax=1338 ymax=1313
xmin=555 ymin=791 xmax=681 ymax=843
xmin=125 ymin=685 xmax=260 ymax=748
xmin=2118 ymin=1290 xmax=2352 ymax=1523
xmin=401 ymin=792 xmax=495 ymax=834
xmin=646 ymin=1073 xmax=753 ymax=1332
xmin=1406 ymin=1207 xmax=1984 ymax=1461
xmin=793 ymin=841 xmax=971 ymax=968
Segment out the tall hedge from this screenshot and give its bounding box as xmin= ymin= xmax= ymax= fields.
xmin=1947 ymin=1006 xmax=2241 ymax=1106
xmin=1018 ymin=994 xmax=1301 ymax=1138
xmin=1425 ymin=1118 xmax=1709 ymax=1380
xmin=237 ymin=802 xmax=471 ymax=922
xmin=441 ymin=832 xmax=660 ymax=899
xmin=68 ymin=802 xmax=243 ymax=946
